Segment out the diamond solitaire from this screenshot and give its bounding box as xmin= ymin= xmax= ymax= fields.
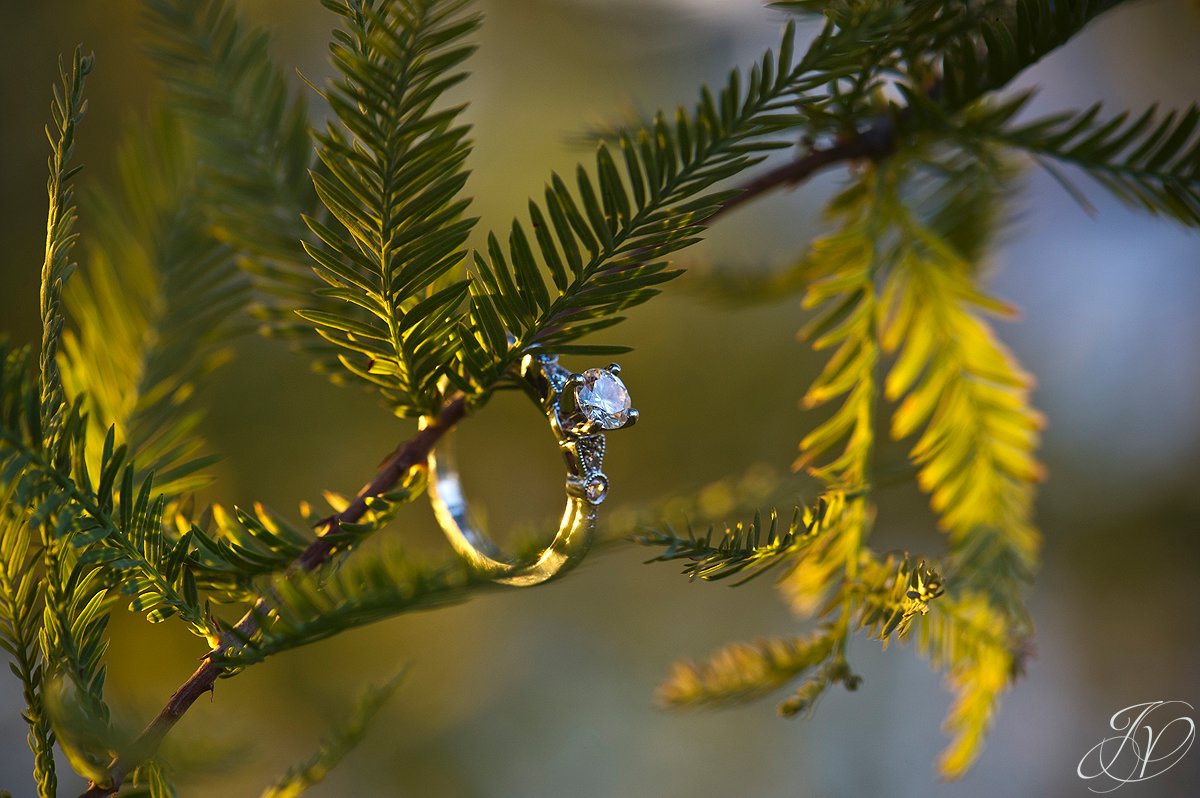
xmin=574 ymin=367 xmax=633 ymax=430
xmin=426 ymin=354 xmax=638 ymax=586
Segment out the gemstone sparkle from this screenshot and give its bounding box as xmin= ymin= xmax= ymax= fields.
xmin=574 ymin=368 xmax=632 ymax=430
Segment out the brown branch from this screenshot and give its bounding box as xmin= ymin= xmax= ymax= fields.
xmin=80 ymin=394 xmax=468 ymax=797
xmin=710 ymin=118 xmax=898 ymax=223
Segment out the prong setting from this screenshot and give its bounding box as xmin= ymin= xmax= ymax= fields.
xmin=562 ymin=364 xmax=634 ymax=433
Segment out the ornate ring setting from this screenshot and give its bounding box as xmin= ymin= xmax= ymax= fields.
xmin=425 ymin=354 xmax=637 ymax=586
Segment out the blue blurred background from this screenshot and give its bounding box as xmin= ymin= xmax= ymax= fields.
xmin=1 ymin=1 xmax=1198 ymax=795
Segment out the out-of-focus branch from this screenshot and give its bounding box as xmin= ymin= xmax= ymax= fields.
xmin=712 ymin=118 xmax=897 ymax=223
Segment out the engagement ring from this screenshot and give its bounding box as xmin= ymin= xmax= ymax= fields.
xmin=425 ymin=354 xmax=637 ymax=586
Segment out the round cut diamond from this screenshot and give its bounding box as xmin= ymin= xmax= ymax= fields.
xmin=574 ymin=368 xmax=631 ymax=430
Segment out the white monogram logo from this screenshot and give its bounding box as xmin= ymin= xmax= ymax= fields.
xmin=1077 ymin=700 xmax=1195 ymax=792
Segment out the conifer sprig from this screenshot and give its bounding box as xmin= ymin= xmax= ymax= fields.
xmin=956 ymin=98 xmax=1200 ymax=226
xmin=302 ymin=0 xmax=480 ymax=416
xmin=878 ymin=200 xmax=1043 ymax=619
xmin=918 ymin=592 xmax=1024 ymax=778
xmin=79 ymin=395 xmax=466 ymax=797
xmin=144 ymin=0 xmax=316 ymax=267
xmin=0 ymin=408 xmax=208 ymax=636
xmin=635 ymin=495 xmax=845 ymax=584
xmin=143 ymin=0 xmax=351 ymax=385
xmin=39 ymin=47 xmax=93 ymax=444
xmin=637 ymin=151 xmax=1041 ymax=776
xmin=935 ymin=0 xmax=1129 ymax=110
xmin=39 ymin=545 xmax=117 ymax=785
xmin=658 ymin=632 xmax=838 ymax=709
xmin=0 ymin=509 xmax=57 ymax=798
xmin=794 ymin=175 xmax=885 ymax=489
xmin=6 ymin=48 xmax=93 ymax=795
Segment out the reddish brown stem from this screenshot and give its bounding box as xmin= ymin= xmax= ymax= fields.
xmin=80 ymin=394 xmax=467 ymax=797
xmin=711 ymin=123 xmax=896 ymax=223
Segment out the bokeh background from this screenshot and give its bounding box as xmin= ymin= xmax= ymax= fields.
xmin=2 ymin=1 xmax=1198 ymax=796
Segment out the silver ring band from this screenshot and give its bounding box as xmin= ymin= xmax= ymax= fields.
xmin=425 ymin=354 xmax=637 ymax=586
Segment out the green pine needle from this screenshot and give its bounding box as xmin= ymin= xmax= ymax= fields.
xmin=938 ymin=0 xmax=1129 ymax=110
xmin=965 ymin=98 xmax=1200 ymax=225
xmin=303 ymin=0 xmax=481 ymax=416
xmin=658 ymin=631 xmax=838 ymax=709
xmin=39 ymin=47 xmax=93 ymax=448
xmin=636 ymin=495 xmax=845 ymax=584
xmin=0 ymin=509 xmax=58 ymax=798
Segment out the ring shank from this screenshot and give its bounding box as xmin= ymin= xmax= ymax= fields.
xmin=426 ymin=430 xmax=596 ymax=586
xmin=423 ymin=355 xmax=602 ymax=586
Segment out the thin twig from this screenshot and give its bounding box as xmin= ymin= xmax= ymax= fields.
xmin=80 ymin=121 xmax=897 ymax=797
xmin=80 ymin=394 xmax=467 ymax=797
xmin=710 ymin=119 xmax=897 ymax=223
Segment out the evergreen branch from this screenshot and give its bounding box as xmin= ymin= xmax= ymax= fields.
xmin=59 ymin=110 xmax=248 ymax=499
xmin=0 ymin=511 xmax=57 ymax=798
xmin=185 ymin=503 xmax=316 ymax=603
xmin=793 ymin=174 xmax=884 ymax=489
xmin=772 ymin=1 xmax=1129 ymax=130
xmin=705 ymin=0 xmax=1132 ymax=234
xmin=142 ymin=0 xmax=351 ymax=388
xmin=777 ymin=498 xmax=870 ymax=618
xmin=80 ymin=394 xmax=467 ymax=797
xmin=845 ymin=552 xmax=944 ymax=647
xmin=877 ymin=204 xmax=1043 ymax=619
xmin=188 ymin=465 xmax=428 ymax=604
xmin=259 ymin=669 xmax=409 ymax=798
xmin=4 ymin=48 xmax=91 ymax=795
xmin=143 ymin=0 xmax=316 ymax=268
xmin=658 ymin=631 xmax=837 ymax=709
xmin=40 ymin=47 xmax=93 ymax=443
xmin=692 ymin=141 xmax=1017 ymax=307
xmin=917 ymin=591 xmax=1027 ymax=779
xmin=962 ymin=99 xmax=1200 ymax=225
xmin=3 ymin=347 xmax=120 ymax=788
xmin=43 ymin=558 xmax=112 ymax=722
xmin=639 ymin=152 xmax=1026 ymax=763
xmin=937 ymin=0 xmax=1129 ymax=110
xmin=3 ymin=348 xmax=210 ymax=637
xmin=303 ymin=0 xmax=481 ymax=415
xmin=902 ymin=141 xmax=1020 ymax=266
xmin=40 ymin=547 xmax=117 ymax=785
xmin=635 ymin=494 xmax=844 ymax=584
xmin=709 ymin=120 xmax=897 ymax=222
xmin=1 ymin=412 xmax=206 ymax=634
xmin=777 ymin=169 xmax=891 ymax=621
